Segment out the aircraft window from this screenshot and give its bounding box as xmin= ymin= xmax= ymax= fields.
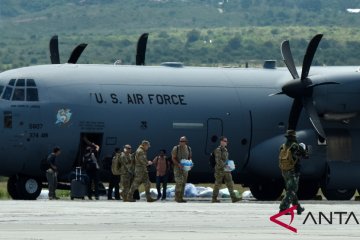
xmin=9 ymin=79 xmax=15 ymax=86
xmin=12 ymin=88 xmax=25 ymax=101
xmin=2 ymin=86 xmax=13 ymax=100
xmin=26 ymin=88 xmax=38 ymax=101
xmin=4 ymin=111 xmax=12 ymax=129
xmin=0 ymin=85 xmax=4 ymax=97
xmin=16 ymin=79 xmax=25 ymax=87
xmin=26 ymin=79 xmax=36 ymax=87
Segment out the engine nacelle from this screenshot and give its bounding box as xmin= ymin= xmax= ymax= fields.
xmin=247 ymin=130 xmax=326 ymax=179
xmin=313 ymin=72 xmax=360 ymax=115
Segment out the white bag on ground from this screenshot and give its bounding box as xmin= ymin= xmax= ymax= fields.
xmin=197 ymin=187 xmax=214 ymax=198
xmin=242 ymin=190 xmax=255 ymax=200
xmin=184 ymin=183 xmax=198 ymax=197
xmin=219 ymin=188 xmax=241 ymax=198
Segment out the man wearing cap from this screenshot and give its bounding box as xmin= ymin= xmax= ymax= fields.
xmin=279 ymin=130 xmax=308 ymax=215
xmin=211 ymin=136 xmax=241 ymax=203
xmin=46 ymin=147 xmax=61 ymax=200
xmin=127 ymin=140 xmax=156 ymax=202
xmin=171 ymin=136 xmax=192 ymax=203
xmin=119 ymin=144 xmax=134 ymax=202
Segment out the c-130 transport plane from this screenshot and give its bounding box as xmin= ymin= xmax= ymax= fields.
xmin=1 ymin=33 xmax=360 ymax=201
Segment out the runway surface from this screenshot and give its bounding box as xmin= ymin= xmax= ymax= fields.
xmin=0 ymin=199 xmax=359 ymax=240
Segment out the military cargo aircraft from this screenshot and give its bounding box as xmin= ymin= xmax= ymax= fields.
xmin=1 ymin=33 xmax=360 ymax=201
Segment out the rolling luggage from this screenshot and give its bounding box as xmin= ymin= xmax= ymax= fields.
xmin=70 ymin=167 xmax=87 ymax=200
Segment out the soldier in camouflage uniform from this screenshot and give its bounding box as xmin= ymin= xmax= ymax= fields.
xmin=127 ymin=140 xmax=156 ymax=202
xmin=171 ymin=136 xmax=192 ymax=203
xmin=119 ymin=144 xmax=134 ymax=202
xmin=279 ymin=130 xmax=308 ymax=215
xmin=212 ymin=136 xmax=241 ymax=203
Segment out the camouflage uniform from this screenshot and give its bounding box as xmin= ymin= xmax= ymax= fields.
xmin=119 ymin=152 xmax=134 ymax=202
xmin=127 ymin=146 xmax=155 ymax=202
xmin=111 ymin=152 xmax=122 ymax=175
xmin=171 ymin=145 xmax=191 ymax=202
xmin=279 ymin=137 xmax=307 ymax=214
xmin=212 ymin=146 xmax=241 ymax=203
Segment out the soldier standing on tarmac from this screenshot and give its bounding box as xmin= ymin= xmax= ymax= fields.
xmin=211 ymin=136 xmax=241 ymax=203
xmin=126 ymin=140 xmax=156 ymax=202
xmin=119 ymin=144 xmax=134 ymax=202
xmin=279 ymin=130 xmax=308 ymax=215
xmin=171 ymin=136 xmax=192 ymax=203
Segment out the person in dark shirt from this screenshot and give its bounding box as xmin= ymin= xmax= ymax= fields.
xmin=106 ymin=148 xmax=121 ymax=200
xmin=83 ymin=146 xmax=100 ymax=200
xmin=46 ymin=147 xmax=61 ymax=200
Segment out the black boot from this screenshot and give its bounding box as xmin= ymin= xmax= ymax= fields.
xmin=297 ymin=205 xmax=305 ymax=215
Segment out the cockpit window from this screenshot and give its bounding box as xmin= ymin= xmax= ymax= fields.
xmin=9 ymin=79 xmax=15 ymax=86
xmin=16 ymin=79 xmax=25 ymax=87
xmin=26 ymin=88 xmax=38 ymax=101
xmin=26 ymin=79 xmax=36 ymax=87
xmin=2 ymin=86 xmax=13 ymax=100
xmin=2 ymin=79 xmax=39 ymax=102
xmin=12 ymin=88 xmax=25 ymax=101
xmin=0 ymin=85 xmax=4 ymax=97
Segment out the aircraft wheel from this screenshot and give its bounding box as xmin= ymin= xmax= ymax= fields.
xmin=249 ymin=180 xmax=283 ymax=200
xmin=321 ymin=187 xmax=355 ymax=200
xmin=297 ymin=180 xmax=319 ymax=200
xmin=16 ymin=176 xmax=42 ymax=200
xmin=7 ymin=175 xmax=20 ymax=200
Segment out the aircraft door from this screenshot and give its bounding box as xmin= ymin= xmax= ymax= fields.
xmin=205 ymin=118 xmax=223 ymax=154
xmin=74 ymin=132 xmax=104 ymax=167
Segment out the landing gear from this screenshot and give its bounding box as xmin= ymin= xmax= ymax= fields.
xmin=297 ymin=180 xmax=319 ymax=200
xmin=321 ymin=187 xmax=356 ymax=200
xmin=7 ymin=175 xmax=20 ymax=200
xmin=250 ymin=180 xmax=284 ymax=200
xmin=7 ymin=175 xmax=42 ymax=200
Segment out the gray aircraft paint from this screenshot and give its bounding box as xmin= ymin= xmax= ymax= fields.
xmin=1 ymin=64 xmax=360 ymax=199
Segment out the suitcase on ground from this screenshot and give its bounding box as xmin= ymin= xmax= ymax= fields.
xmin=70 ymin=167 xmax=87 ymax=200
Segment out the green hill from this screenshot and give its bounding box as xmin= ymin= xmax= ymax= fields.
xmin=1 ymin=0 xmax=360 ymax=70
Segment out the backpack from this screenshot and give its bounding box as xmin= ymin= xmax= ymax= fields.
xmin=209 ymin=151 xmax=216 ymax=169
xmin=83 ymin=153 xmax=96 ymax=171
xmin=111 ymin=154 xmax=121 ymax=175
xmin=40 ymin=157 xmax=50 ymax=171
xmin=279 ymin=143 xmax=297 ymax=171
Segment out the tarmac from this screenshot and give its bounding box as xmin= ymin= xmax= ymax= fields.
xmin=0 ymin=198 xmax=360 ymax=240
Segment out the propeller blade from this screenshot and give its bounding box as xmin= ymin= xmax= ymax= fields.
xmin=303 ymin=96 xmax=326 ymax=138
xmin=301 ymin=34 xmax=323 ymax=80
xmin=306 ymin=81 xmax=339 ymax=89
xmin=288 ymin=98 xmax=303 ymax=131
xmin=67 ymin=43 xmax=87 ymax=64
xmin=269 ymin=92 xmax=285 ymax=96
xmin=136 ymin=33 xmax=149 ymax=66
xmin=281 ymin=40 xmax=299 ymax=79
xmin=49 ymin=35 xmax=60 ymax=64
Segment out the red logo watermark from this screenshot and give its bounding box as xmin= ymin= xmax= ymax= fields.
xmin=269 ymin=205 xmax=298 ymax=233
